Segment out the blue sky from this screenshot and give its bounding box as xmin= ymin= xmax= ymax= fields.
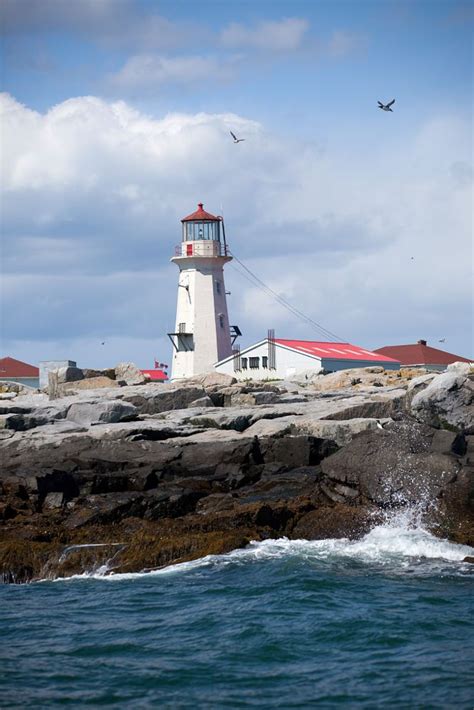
xmin=1 ymin=0 xmax=472 ymax=368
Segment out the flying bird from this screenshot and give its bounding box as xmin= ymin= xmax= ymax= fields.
xmin=378 ymin=99 xmax=395 ymax=112
xmin=438 ymin=338 xmax=446 ymax=343
xmin=230 ymin=131 xmax=245 ymax=143
xmin=101 ymin=342 xmax=105 ymax=345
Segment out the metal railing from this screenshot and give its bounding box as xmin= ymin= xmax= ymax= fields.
xmin=173 ymin=241 xmax=230 ymax=258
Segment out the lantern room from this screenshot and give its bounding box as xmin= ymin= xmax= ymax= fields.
xmin=182 ymin=203 xmax=221 ymax=241
xmin=176 ymin=203 xmax=228 ymax=258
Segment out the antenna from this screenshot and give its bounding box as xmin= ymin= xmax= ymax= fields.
xmin=268 ymin=329 xmax=276 ymax=369
xmin=221 ymin=215 xmax=228 ymax=256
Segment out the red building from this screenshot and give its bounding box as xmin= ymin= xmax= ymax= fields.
xmin=0 ymin=356 xmax=40 ymax=386
xmin=374 ymin=340 xmax=472 ymax=371
xmin=141 ymin=369 xmax=168 ymax=382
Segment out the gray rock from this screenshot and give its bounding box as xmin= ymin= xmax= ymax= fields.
xmin=56 ymin=366 xmax=84 ymax=384
xmin=292 ymin=417 xmax=393 ymax=447
xmin=429 ymin=429 xmax=466 ymax=456
xmin=59 ymin=377 xmax=118 ymax=394
xmin=66 ymin=400 xmax=138 ymax=426
xmin=407 ymin=373 xmax=437 ymax=392
xmin=320 ymin=421 xmax=463 ymax=507
xmin=122 ymin=385 xmax=206 ymax=415
xmin=245 ymin=418 xmax=295 ymax=437
xmin=195 ymin=372 xmax=237 ymax=388
xmin=27 ymin=421 xmax=88 ymax=437
xmin=115 ymin=362 xmax=148 ymax=386
xmin=187 ymin=396 xmax=214 ymax=408
xmin=447 ymin=361 xmax=472 ymax=376
xmin=253 ymin=391 xmax=279 ymax=405
xmin=0 ymin=381 xmax=38 ymax=395
xmin=0 ymin=405 xmax=67 ymax=431
xmin=411 ymin=370 xmax=474 ymax=430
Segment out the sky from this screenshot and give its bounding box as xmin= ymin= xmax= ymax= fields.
xmin=1 ymin=0 xmax=473 ymax=369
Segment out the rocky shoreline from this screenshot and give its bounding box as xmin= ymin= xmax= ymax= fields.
xmin=1 ymin=363 xmax=473 ymax=583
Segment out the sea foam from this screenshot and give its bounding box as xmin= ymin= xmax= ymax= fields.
xmin=49 ymin=507 xmax=474 ymax=583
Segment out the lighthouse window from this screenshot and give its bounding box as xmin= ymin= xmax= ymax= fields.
xmin=249 ymin=357 xmax=260 ymax=369
xmin=219 ymin=314 xmax=225 ymax=328
xmin=184 ymin=222 xmax=219 ymax=241
xmin=216 ymin=281 xmax=221 ymax=294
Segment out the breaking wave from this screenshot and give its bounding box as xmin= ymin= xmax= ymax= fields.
xmin=50 ymin=507 xmax=474 ymax=583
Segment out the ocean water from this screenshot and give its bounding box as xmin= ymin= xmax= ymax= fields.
xmin=1 ymin=510 xmax=473 ymax=709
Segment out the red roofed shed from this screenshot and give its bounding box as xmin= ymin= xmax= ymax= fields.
xmin=276 ymin=339 xmax=399 ymax=363
xmin=141 ymin=369 xmax=168 ymax=382
xmin=0 ymin=356 xmax=40 ymax=388
xmin=215 ymin=337 xmax=400 ymax=380
xmin=0 ymin=356 xmax=39 ymax=378
xmin=374 ymin=340 xmax=471 ymax=370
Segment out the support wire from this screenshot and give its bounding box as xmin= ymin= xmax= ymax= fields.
xmin=229 ymin=251 xmax=346 ymax=343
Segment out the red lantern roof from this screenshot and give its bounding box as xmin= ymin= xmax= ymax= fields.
xmin=181 ymin=203 xmax=219 ymax=222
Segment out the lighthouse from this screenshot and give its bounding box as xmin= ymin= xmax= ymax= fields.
xmin=168 ymin=203 xmax=239 ymax=380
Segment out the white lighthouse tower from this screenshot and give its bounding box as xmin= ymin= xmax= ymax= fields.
xmin=169 ymin=203 xmax=239 ymax=380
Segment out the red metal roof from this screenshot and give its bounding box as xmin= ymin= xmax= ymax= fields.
xmin=275 ymin=340 xmax=400 ymax=363
xmin=181 ymin=203 xmax=219 ymax=222
xmin=374 ymin=342 xmax=471 ymax=366
xmin=141 ymin=369 xmax=168 ymax=381
xmin=0 ymin=356 xmax=39 ymax=378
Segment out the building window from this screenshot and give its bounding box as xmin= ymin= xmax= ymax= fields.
xmin=241 ymin=357 xmax=248 ymax=370
xmin=216 ymin=281 xmax=221 ymax=294
xmin=249 ymin=357 xmax=259 ymax=369
xmin=262 ymin=356 xmax=268 ymax=369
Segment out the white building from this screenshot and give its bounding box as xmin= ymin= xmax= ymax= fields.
xmin=169 ymin=203 xmax=240 ymax=380
xmin=215 ymin=337 xmax=400 ymax=380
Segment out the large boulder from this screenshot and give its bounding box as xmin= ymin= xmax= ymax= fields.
xmin=176 ymin=372 xmax=237 ymax=389
xmin=122 ymin=385 xmax=207 ymax=414
xmin=66 ymin=400 xmax=138 ymax=426
xmin=320 ymin=421 xmax=468 ymax=510
xmin=292 ymin=367 xmax=397 ymax=390
xmin=55 ymin=367 xmax=84 ymax=384
xmin=0 ymin=381 xmax=37 ymax=395
xmin=82 ymin=368 xmax=116 ymax=380
xmin=115 ymin=362 xmax=148 ymax=386
xmin=410 ymin=367 xmax=474 ymax=431
xmin=199 ymin=372 xmax=237 ymax=388
xmin=59 ymin=377 xmax=118 ymax=394
xmin=291 ymin=417 xmax=393 ymax=447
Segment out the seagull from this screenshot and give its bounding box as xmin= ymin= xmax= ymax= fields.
xmin=378 ymin=99 xmax=395 ymax=112
xmin=230 ymin=130 xmax=245 ymax=143
xmin=438 ymin=338 xmax=446 ymax=343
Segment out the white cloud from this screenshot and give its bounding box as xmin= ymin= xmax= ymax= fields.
xmin=327 ymin=30 xmax=366 ymax=57
xmin=1 ymin=93 xmax=472 ymax=367
xmin=220 ymin=18 xmax=309 ymax=51
xmin=110 ymin=54 xmax=237 ymax=89
xmin=0 ymin=0 xmax=199 ymax=51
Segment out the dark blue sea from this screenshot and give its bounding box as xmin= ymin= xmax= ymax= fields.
xmin=2 ymin=510 xmax=473 ymax=708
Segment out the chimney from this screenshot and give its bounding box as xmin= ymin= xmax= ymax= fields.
xmin=417 ymin=339 xmax=427 ymax=346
